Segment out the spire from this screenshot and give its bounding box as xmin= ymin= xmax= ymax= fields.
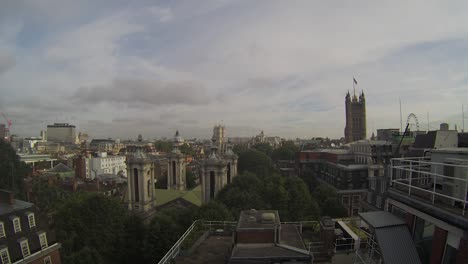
xmin=172 ymin=130 xmax=183 ymax=154
xmin=209 ymin=138 xmax=219 ymax=160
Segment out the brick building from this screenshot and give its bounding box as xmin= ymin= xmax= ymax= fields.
xmin=0 ymin=190 xmax=61 ymax=264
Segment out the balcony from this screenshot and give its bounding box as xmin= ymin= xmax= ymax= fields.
xmin=390 ymin=157 xmax=468 ymax=218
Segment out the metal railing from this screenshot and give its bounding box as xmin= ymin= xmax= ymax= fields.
xmin=390 ymin=157 xmax=468 ymax=216
xmin=157 ymin=220 xmax=237 ymax=264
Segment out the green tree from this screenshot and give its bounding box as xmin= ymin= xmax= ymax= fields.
xmin=30 ymin=178 xmax=70 ymax=213
xmin=216 ymin=172 xmax=266 ymax=218
xmin=55 ymin=193 xmax=127 ymax=263
xmin=284 ymin=176 xmax=319 ymax=221
xmin=271 ymin=141 xmax=299 ymax=161
xmin=237 ymin=149 xmax=273 ymax=177
xmin=300 ymin=167 xmax=319 ymax=193
xmin=232 ymin=144 xmax=249 ymax=155
xmin=313 ymin=184 xmax=348 ymax=218
xmin=154 ymin=140 xmax=172 ymax=152
xmin=145 ymin=214 xmax=184 ymax=262
xmin=115 ymin=214 xmax=148 ymax=264
xmin=186 ymin=169 xmax=198 ymax=190
xmin=252 ymin=142 xmax=273 ymax=156
xmin=195 ymin=201 xmax=233 ymax=221
xmin=66 ymin=247 xmax=104 ymax=264
xmin=180 ymin=143 xmax=195 ymax=156
xmin=0 ymin=140 xmax=30 ymax=194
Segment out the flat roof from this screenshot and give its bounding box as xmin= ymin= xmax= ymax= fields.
xmin=359 ymin=211 xmax=405 ymax=228
xmin=231 ymin=243 xmax=311 ymax=260
xmin=431 ymin=147 xmax=468 ymax=154
xmin=237 ymin=210 xmax=280 ymax=229
xmin=0 ymin=199 xmax=34 ymax=215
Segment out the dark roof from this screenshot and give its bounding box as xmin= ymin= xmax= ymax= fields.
xmin=413 ymin=131 xmax=437 ymax=148
xmin=375 ymin=225 xmax=421 ymax=264
xmin=49 ymin=163 xmax=73 ymax=173
xmin=359 ymin=211 xmax=405 ymax=228
xmin=0 ymin=200 xmax=34 ymax=215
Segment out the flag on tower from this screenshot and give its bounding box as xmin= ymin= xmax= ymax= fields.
xmin=353 ymin=77 xmax=358 ymax=85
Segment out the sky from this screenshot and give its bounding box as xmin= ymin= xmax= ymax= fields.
xmin=1 ymin=0 xmax=468 ymax=140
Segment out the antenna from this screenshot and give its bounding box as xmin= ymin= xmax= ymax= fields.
xmin=399 ymin=98 xmax=403 ymax=133
xmin=463 ymin=104 xmax=465 ymax=133
xmin=427 ymin=112 xmax=429 ymax=132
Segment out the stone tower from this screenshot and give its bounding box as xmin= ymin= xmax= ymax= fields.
xmin=167 ymin=130 xmax=186 ymax=190
xmin=223 ymin=141 xmax=238 ymax=184
xmin=127 ymin=146 xmax=156 ymax=213
xmin=201 ymin=140 xmax=227 ymax=203
xmin=212 ymin=124 xmax=227 ymax=154
xmin=344 ymin=90 xmax=366 ymax=143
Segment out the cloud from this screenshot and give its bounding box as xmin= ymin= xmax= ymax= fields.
xmin=0 ymin=53 xmax=15 ymax=75
xmin=73 ymin=79 xmax=210 ymax=106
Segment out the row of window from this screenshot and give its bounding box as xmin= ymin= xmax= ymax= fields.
xmin=0 ymin=232 xmax=48 ymax=264
xmin=0 ymin=213 xmax=35 ymax=238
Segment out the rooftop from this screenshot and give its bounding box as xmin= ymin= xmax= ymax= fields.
xmin=359 ymin=211 xmax=405 ymax=229
xmin=0 ymin=199 xmax=34 ymax=215
xmin=237 ymin=210 xmax=280 ymax=229
xmin=155 ymin=185 xmax=202 ymax=207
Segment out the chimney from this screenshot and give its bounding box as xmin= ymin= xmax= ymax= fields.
xmin=72 ymin=177 xmax=78 ymax=192
xmin=0 ymin=190 xmax=16 ymax=205
xmin=440 ymin=123 xmax=449 ymax=131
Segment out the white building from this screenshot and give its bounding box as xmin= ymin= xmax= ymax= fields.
xmin=88 ymin=152 xmax=127 ymax=179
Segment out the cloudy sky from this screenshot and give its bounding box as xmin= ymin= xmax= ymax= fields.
xmin=1 ymin=0 xmax=468 ymax=139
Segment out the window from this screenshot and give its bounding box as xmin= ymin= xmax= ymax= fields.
xmin=0 ymin=248 xmax=10 ymax=264
xmin=27 ymin=213 xmax=35 ymax=229
xmin=0 ymin=222 xmax=5 ymax=238
xmin=20 ymin=240 xmax=30 ymax=258
xmin=39 ymin=233 xmax=48 ymax=249
xmin=12 ymin=217 xmax=21 ymax=233
xmin=43 ymin=256 xmax=52 ymax=264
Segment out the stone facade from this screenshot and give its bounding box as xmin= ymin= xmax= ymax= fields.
xmin=344 ymin=91 xmax=366 ymax=143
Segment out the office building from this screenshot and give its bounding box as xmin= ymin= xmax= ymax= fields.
xmin=46 ymin=123 xmax=76 ymax=144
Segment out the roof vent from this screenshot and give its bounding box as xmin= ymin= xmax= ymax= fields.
xmin=247 ymin=216 xmax=256 ymax=223
xmin=261 ymin=213 xmax=275 ymax=223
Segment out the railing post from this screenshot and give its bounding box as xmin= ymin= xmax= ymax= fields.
xmin=463 ymin=180 xmax=468 ymax=216
xmin=432 ymin=173 xmax=436 ymax=204
xmin=408 ymin=161 xmax=412 ymax=196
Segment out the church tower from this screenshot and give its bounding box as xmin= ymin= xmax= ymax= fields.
xmin=201 ymin=139 xmax=227 ymax=203
xmin=345 ymin=90 xmax=366 ymax=143
xmin=223 ymin=141 xmax=238 ymax=184
xmin=127 ymin=146 xmax=156 ymax=213
xmin=167 ymin=130 xmax=187 ymax=190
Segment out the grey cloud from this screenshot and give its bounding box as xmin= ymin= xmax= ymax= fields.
xmin=74 ymin=79 xmax=210 ymax=107
xmin=0 ymin=53 xmax=15 ymax=75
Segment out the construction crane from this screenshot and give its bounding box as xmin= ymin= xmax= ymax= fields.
xmin=0 ymin=112 xmax=12 ymax=133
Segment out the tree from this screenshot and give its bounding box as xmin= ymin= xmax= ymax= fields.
xmin=55 ymin=193 xmax=127 ymax=263
xmin=216 ymin=172 xmax=266 ymax=218
xmin=313 ymin=184 xmax=348 ymax=218
xmin=271 ymin=140 xmax=299 ymax=161
xmin=154 ymin=140 xmax=172 ymax=153
xmin=114 ymin=214 xmax=148 ymax=264
xmin=180 ymin=143 xmax=195 ymax=156
xmin=232 ymin=144 xmax=249 ymax=155
xmin=237 ymin=149 xmax=273 ymax=177
xmin=195 ymin=201 xmax=233 ymax=221
xmin=284 ymin=176 xmax=319 ymax=221
xmin=144 ymin=213 xmax=184 ymax=262
xmin=300 ymin=167 xmax=319 ymax=192
xmin=252 ymin=143 xmax=273 ymax=156
xmin=186 ymin=169 xmax=197 ymax=190
xmin=0 ymin=139 xmax=30 ymax=194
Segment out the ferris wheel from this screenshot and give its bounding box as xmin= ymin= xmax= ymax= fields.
xmin=406 ymin=113 xmax=420 ymax=131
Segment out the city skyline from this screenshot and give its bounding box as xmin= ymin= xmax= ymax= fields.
xmin=1 ymin=1 xmax=468 ymax=139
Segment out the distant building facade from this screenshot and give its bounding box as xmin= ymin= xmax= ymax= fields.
xmin=46 ymin=123 xmax=76 ymax=144
xmin=376 ymin=128 xmax=400 ymax=141
xmin=344 ymin=91 xmax=366 ymax=143
xmin=212 ymin=124 xmax=227 ymax=154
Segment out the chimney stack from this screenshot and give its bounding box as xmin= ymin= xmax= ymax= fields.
xmin=0 ymin=190 xmax=16 ymax=205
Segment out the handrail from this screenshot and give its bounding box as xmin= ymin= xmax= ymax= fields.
xmin=157 ymin=220 xmax=238 ymax=264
